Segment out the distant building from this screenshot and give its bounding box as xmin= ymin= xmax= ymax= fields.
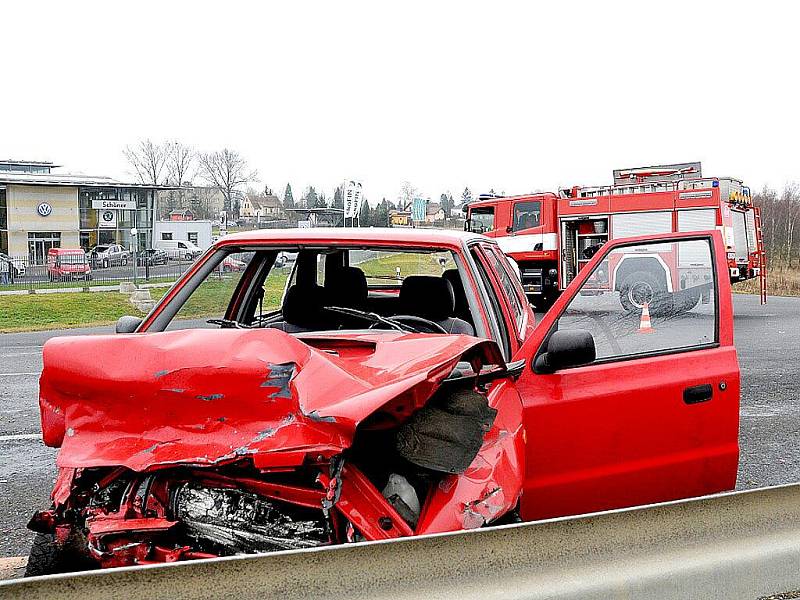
xmin=389 ymin=211 xmax=412 ymax=227
xmin=425 ymin=202 xmax=445 ymax=223
xmin=154 ymin=219 xmax=213 ymax=250
xmin=240 ymin=192 xmax=283 ymax=221
xmin=0 ymin=159 xmax=170 ymax=261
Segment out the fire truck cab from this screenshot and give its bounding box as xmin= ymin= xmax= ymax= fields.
xmin=465 ymin=163 xmax=766 ymax=311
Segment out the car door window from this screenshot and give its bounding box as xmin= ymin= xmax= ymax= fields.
xmin=165 ymin=251 xmax=255 ymax=330
xmin=484 ymin=245 xmax=528 ymax=339
xmin=553 ymin=237 xmax=717 ymax=362
xmin=470 ymin=248 xmax=511 ymax=359
xmin=513 ymin=201 xmax=541 ymax=231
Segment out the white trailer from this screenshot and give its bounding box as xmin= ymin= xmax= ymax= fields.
xmin=153 ymin=220 xmax=213 ymax=250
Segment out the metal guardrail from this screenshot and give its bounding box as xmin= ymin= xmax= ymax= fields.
xmin=4 ymin=482 xmax=800 ymax=599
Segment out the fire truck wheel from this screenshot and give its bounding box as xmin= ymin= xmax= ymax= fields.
xmin=619 ymin=271 xmax=671 ymax=316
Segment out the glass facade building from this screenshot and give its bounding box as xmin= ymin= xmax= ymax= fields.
xmin=79 ymin=187 xmax=156 ymax=251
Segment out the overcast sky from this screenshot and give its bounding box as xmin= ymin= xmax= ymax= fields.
xmin=3 ymin=1 xmax=798 ymax=204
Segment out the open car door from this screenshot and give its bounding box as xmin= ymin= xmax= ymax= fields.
xmin=515 ymin=231 xmax=739 ymax=521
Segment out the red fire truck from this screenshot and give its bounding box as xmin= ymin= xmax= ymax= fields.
xmin=465 ymin=162 xmax=766 ymax=311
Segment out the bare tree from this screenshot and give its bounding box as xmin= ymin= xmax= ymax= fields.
xmin=197 ymin=149 xmax=258 ymax=217
xmin=166 ymin=141 xmax=196 ymax=187
xmin=123 ymin=139 xmax=168 ymax=185
xmin=398 ymin=181 xmax=418 ymax=211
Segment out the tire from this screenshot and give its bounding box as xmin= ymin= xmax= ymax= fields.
xmin=619 ymin=270 xmax=671 ymax=316
xmin=222 ymin=265 xmax=231 ymax=273
xmin=102 ymin=259 xmax=109 ymax=269
xmin=24 ymin=532 xmax=97 ymax=577
xmin=185 ymin=253 xmax=193 ymax=261
xmin=121 ymin=257 xmax=128 ymax=266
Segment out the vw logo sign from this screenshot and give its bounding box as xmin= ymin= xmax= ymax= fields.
xmin=101 ymin=210 xmax=115 ymax=223
xmin=37 ymin=202 xmax=52 ymax=217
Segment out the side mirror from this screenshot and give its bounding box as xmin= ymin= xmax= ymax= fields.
xmin=534 ymin=329 xmax=596 ymax=374
xmin=505 ymin=225 xmax=513 ymax=234
xmin=116 ymin=315 xmax=143 ymax=334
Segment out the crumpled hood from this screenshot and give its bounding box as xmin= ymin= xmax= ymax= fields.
xmin=39 ymin=328 xmax=497 ymax=471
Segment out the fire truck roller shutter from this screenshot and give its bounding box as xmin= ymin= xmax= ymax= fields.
xmin=745 ymin=210 xmax=758 ymax=254
xmin=612 ymin=211 xmax=673 ymax=239
xmin=732 ymin=211 xmax=749 ymax=262
xmin=677 ymin=209 xmax=716 ymax=267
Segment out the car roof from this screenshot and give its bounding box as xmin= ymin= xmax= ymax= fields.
xmin=218 ymin=227 xmax=487 ymax=249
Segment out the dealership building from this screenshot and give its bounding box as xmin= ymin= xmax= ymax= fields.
xmin=0 ymin=160 xmax=169 ymax=262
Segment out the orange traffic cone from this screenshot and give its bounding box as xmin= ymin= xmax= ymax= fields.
xmin=638 ymin=302 xmax=655 ymax=334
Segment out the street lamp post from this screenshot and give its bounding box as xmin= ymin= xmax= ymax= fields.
xmin=130 ymin=227 xmax=138 ymax=288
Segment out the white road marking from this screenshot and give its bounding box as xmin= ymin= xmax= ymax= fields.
xmin=0 ymin=351 xmax=41 ymax=357
xmin=0 ymin=433 xmax=40 ymax=442
xmin=0 ymin=372 xmax=41 ymax=377
xmin=0 ymin=345 xmax=43 ymax=350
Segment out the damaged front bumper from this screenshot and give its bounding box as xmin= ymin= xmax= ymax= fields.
xmin=32 ymin=328 xmax=525 ymax=569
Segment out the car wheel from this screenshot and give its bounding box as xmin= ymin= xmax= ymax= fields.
xmin=619 ymin=271 xmax=671 ymax=316
xmin=24 ymin=532 xmax=98 ymax=577
xmin=121 ymin=257 xmax=128 ymax=266
xmin=223 ymin=265 xmax=231 ymax=272
xmin=185 ymin=252 xmax=193 ymax=261
xmin=102 ymin=259 xmax=109 ymax=269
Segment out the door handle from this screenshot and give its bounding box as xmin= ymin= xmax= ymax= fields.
xmin=683 ymin=384 xmax=713 ymax=405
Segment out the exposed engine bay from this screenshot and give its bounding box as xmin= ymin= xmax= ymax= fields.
xmin=30 ymin=327 xmax=525 ymax=569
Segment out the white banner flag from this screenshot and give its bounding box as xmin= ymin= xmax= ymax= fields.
xmin=344 ymin=180 xmax=363 ymax=219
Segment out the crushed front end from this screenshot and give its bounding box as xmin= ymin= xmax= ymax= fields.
xmin=29 ymin=328 xmax=524 ymax=571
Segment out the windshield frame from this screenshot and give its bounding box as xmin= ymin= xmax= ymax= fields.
xmin=141 ymin=242 xmax=483 ymax=336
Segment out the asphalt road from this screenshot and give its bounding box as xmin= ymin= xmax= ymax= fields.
xmin=0 ymin=293 xmax=797 ymax=561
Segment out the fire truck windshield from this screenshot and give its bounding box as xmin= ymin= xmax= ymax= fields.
xmin=468 ymin=207 xmax=495 ymax=234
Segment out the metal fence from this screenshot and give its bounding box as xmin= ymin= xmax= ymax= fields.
xmin=0 ymin=254 xmax=195 ymax=292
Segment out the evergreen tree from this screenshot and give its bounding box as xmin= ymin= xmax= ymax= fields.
xmin=333 ymin=185 xmax=344 ymax=209
xmin=462 ymin=187 xmax=473 ymax=206
xmin=283 ymin=183 xmax=295 ymax=208
xmin=358 ymin=198 xmax=372 ymax=226
xmin=303 ymin=186 xmax=320 ymax=209
xmin=440 ymin=192 xmax=454 ymax=217
xmin=319 ymin=191 xmax=328 ymax=208
xmin=374 ymin=198 xmax=390 ymax=227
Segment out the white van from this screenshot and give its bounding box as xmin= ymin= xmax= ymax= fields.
xmin=154 ymin=239 xmax=204 ymax=261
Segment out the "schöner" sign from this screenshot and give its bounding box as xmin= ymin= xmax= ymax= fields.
xmin=91 ymin=200 xmax=136 ymax=210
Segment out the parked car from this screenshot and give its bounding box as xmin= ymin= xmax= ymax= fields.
xmin=26 ymin=228 xmax=738 ymax=574
xmin=155 ymin=239 xmax=204 ymax=261
xmin=0 ymin=252 xmax=25 ymax=282
xmin=46 ymin=248 xmax=91 ymax=281
xmin=137 ymin=248 xmax=169 ymax=266
xmin=89 ymin=244 xmax=130 ymax=269
xmin=220 ymin=256 xmax=247 ymax=272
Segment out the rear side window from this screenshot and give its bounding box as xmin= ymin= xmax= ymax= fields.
xmin=469 ymin=207 xmax=495 ymax=234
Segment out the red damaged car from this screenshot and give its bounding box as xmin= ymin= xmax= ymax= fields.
xmin=26 ymin=228 xmax=739 ymax=574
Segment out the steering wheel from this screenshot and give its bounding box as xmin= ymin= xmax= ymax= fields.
xmin=389 ymin=315 xmax=448 ymax=334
